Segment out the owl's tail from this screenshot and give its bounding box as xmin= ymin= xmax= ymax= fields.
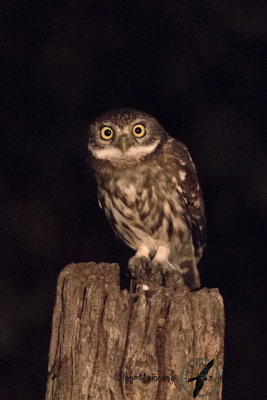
xmin=179 ymin=258 xmax=201 ymax=290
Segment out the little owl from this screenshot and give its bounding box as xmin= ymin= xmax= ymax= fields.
xmin=88 ymin=108 xmax=206 ymax=289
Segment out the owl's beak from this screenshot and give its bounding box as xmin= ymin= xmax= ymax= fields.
xmin=119 ymin=135 xmax=131 ymax=153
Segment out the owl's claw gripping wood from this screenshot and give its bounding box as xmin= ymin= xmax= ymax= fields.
xmin=128 ymin=255 xmax=150 ymax=281
xmin=151 ymin=259 xmax=175 ymax=274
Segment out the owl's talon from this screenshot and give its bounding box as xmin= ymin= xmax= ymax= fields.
xmin=128 ymin=255 xmax=150 ymax=271
xmin=151 ymin=260 xmax=175 ymax=274
xmin=149 ymin=250 xmax=157 ymax=260
xmin=128 ymin=256 xmax=150 ymax=281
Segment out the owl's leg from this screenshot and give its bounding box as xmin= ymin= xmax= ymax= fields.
xmin=149 ymin=245 xmax=183 ymax=289
xmin=135 ymin=244 xmax=151 ymax=259
xmin=151 ymin=246 xmax=175 ymax=273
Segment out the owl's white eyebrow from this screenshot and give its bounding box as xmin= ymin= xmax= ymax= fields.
xmin=88 ymin=139 xmax=160 ymax=160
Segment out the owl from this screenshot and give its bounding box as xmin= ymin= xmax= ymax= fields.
xmin=88 ymin=108 xmax=206 ymax=289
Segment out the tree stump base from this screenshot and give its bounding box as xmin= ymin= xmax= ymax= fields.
xmin=46 ymin=262 xmax=224 ymax=400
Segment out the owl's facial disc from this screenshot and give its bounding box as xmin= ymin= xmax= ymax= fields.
xmin=88 ymin=109 xmax=166 ymax=161
xmin=89 ymin=138 xmax=160 ymax=161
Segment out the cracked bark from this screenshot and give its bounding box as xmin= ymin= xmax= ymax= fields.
xmin=45 ymin=262 xmax=224 ymax=400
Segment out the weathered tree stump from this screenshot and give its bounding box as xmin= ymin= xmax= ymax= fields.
xmin=46 ymin=262 xmax=224 ymax=400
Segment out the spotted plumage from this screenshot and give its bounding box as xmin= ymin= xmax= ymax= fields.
xmin=88 ymin=108 xmax=206 ymax=289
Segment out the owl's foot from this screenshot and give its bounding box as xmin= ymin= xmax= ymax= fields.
xmin=150 ymin=259 xmax=175 ymax=285
xmin=128 ymin=255 xmax=150 ymax=282
xmin=150 ymin=246 xmax=182 ymax=288
xmin=150 ymin=246 xmax=174 ymax=273
xmin=151 ymin=259 xmax=175 ymax=273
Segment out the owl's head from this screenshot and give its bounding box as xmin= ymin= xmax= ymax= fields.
xmin=88 ymin=108 xmax=167 ymax=161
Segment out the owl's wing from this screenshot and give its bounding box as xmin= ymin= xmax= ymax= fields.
xmin=169 ymin=138 xmax=207 ymax=261
xmin=97 ymin=191 xmax=103 ymax=209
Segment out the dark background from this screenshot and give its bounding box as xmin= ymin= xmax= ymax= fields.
xmin=1 ymin=1 xmax=267 ymax=399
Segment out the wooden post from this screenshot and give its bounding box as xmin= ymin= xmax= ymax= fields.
xmin=46 ymin=262 xmax=224 ymax=400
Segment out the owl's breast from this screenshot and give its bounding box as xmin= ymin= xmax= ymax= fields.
xmin=98 ymin=163 xmax=189 ymax=248
xmin=135 ymin=169 xmax=188 ymax=241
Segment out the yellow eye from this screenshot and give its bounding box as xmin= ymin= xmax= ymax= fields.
xmin=133 ymin=124 xmax=146 ymax=138
xmin=100 ymin=126 xmax=114 ymax=140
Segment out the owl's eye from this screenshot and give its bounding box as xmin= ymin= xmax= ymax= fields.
xmin=100 ymin=126 xmax=114 ymax=140
xmin=132 ymin=124 xmax=146 ymax=138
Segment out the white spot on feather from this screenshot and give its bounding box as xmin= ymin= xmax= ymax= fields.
xmin=179 ymin=170 xmax=187 ymax=181
xmin=123 ymin=184 xmax=136 ymax=202
xmin=141 ymin=189 xmax=148 ymax=201
xmin=143 ymin=199 xmax=150 ymax=213
xmin=163 ymin=201 xmax=171 ymax=217
xmin=193 ymin=199 xmax=201 ymax=208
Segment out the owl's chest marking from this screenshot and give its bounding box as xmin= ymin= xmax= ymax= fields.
xmin=98 ymin=166 xmax=188 ymax=250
